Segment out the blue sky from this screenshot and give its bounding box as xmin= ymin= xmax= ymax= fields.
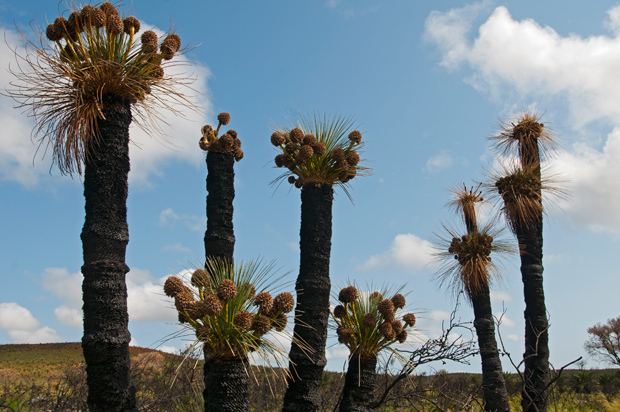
xmin=1 ymin=0 xmax=619 ymax=374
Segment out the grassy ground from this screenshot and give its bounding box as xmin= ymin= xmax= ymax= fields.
xmin=1 ymin=343 xmax=620 ymax=411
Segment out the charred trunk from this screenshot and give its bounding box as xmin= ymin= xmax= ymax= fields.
xmin=339 ymin=354 xmax=377 ymax=412
xmin=283 ymin=184 xmax=334 ymax=411
xmin=81 ymin=98 xmax=135 ymax=411
xmin=516 ymin=216 xmax=549 ymax=412
xmin=203 ymin=355 xmax=249 ymax=412
xmin=471 ymin=284 xmax=510 ymax=412
xmin=204 ymin=151 xmax=235 ymax=262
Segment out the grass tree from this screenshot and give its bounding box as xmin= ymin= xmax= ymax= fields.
xmin=270 ymin=115 xmax=365 ymax=410
xmin=437 ymin=186 xmax=512 ymax=412
xmin=332 ymin=285 xmax=416 ymax=411
xmin=7 ymin=3 xmax=188 ymax=410
xmin=492 ymin=114 xmax=555 ymax=411
xmin=164 ymin=259 xmax=296 ymax=412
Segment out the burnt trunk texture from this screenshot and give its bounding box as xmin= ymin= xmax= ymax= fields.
xmin=517 ymin=216 xmax=549 ymax=412
xmin=203 ymin=151 xmax=237 ymax=411
xmin=204 ymin=151 xmax=235 ymax=262
xmin=471 ymin=284 xmax=510 ymax=412
xmin=283 ymin=184 xmax=334 ymax=411
xmin=339 ymin=354 xmax=377 ymax=412
xmin=203 ymin=355 xmax=249 ymax=412
xmin=81 ymin=99 xmax=135 ymax=411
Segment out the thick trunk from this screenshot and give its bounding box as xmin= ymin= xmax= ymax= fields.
xmin=81 ymin=99 xmax=135 ymax=411
xmin=203 ymin=151 xmax=236 ymax=409
xmin=517 ymin=217 xmax=549 ymax=412
xmin=204 ymin=151 xmax=235 ymax=262
xmin=339 ymin=354 xmax=377 ymax=412
xmin=203 ymin=355 xmax=249 ymax=412
xmin=283 ymin=184 xmax=334 ymax=411
xmin=471 ymin=284 xmax=510 ymax=412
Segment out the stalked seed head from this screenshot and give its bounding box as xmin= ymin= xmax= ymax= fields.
xmin=271 ymin=131 xmax=286 ymax=146
xmin=345 ymin=151 xmax=360 ymax=167
xmin=217 ymin=279 xmax=237 ymax=301
xmin=296 ymin=144 xmax=314 ymax=163
xmin=106 ymin=14 xmax=123 ymax=35
xmin=164 ymin=276 xmax=186 ymax=297
xmin=234 ymin=149 xmax=244 ymax=162
xmin=369 ymin=291 xmax=383 ymax=302
xmin=92 ymin=8 xmax=106 ymax=28
xmin=290 ymin=128 xmax=304 ymax=143
xmin=312 ymin=141 xmax=326 ymax=155
xmin=141 ymin=30 xmax=158 ymax=50
xmin=380 ymin=321 xmax=395 ymax=340
xmin=123 ymin=16 xmax=141 ymax=34
xmin=273 ymin=292 xmax=294 ymax=313
xmin=363 ymin=313 xmax=377 ymax=327
xmin=275 ymin=154 xmax=286 ymax=168
xmin=160 ymin=43 xmax=175 ymax=60
xmin=80 ymin=6 xmax=96 ymax=25
xmin=234 ymin=311 xmax=253 ymax=331
xmin=46 ymin=24 xmax=63 ymax=41
xmin=348 ymin=130 xmax=362 ymax=144
xmin=163 ymin=33 xmax=181 ymax=52
xmin=254 ymin=291 xmax=273 ymax=314
xmin=67 ymin=12 xmax=83 ymax=34
xmin=392 ymin=320 xmax=404 ymax=335
xmin=217 ymin=112 xmax=231 ymax=126
xmin=303 ymin=134 xmax=317 ymax=146
xmin=403 ymin=313 xmax=416 ymax=327
xmin=100 ymin=2 xmax=118 ymax=17
xmin=251 ymin=314 xmax=271 ymax=336
xmin=333 ymin=304 xmax=346 ymax=319
xmin=219 ymin=133 xmax=235 ymax=152
xmin=397 ymin=329 xmax=408 ymax=344
xmin=273 ymin=313 xmax=287 ymax=332
xmin=337 ymin=326 xmax=354 ymax=344
xmin=391 ymin=293 xmax=406 ymax=309
xmin=332 ymin=147 xmax=346 ymax=162
xmin=294 ymin=179 xmax=303 ymax=189
xmin=378 ymin=299 xmax=395 ymax=321
xmin=338 ymin=285 xmax=359 ymax=303
xmin=287 ymin=176 xmax=297 ymax=185
xmin=202 ymin=294 xmax=223 ymax=316
xmin=191 ymin=268 xmax=209 ymax=288
xmin=199 ymin=136 xmax=210 ymax=151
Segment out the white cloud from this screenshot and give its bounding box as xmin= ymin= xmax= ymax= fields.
xmin=425 ymin=4 xmax=620 ymax=233
xmin=42 ymin=268 xmax=82 ymax=307
xmin=425 ymin=151 xmax=454 ymax=172
xmin=429 ymin=310 xmax=451 ymax=322
xmin=361 ymin=233 xmax=434 ymax=271
xmin=163 ymin=243 xmax=192 ymax=254
xmin=490 ymin=290 xmax=512 ymax=303
xmin=0 ymin=302 xmax=61 ymax=343
xmin=159 ymin=207 xmax=203 ymax=232
xmin=0 ymin=23 xmax=211 ymax=187
xmin=54 ymin=306 xmax=82 ymax=327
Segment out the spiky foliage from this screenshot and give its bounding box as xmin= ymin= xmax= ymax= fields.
xmin=199 ymin=112 xmax=244 ymax=161
xmin=493 ymin=113 xmax=554 ymax=167
xmin=164 ymin=258 xmax=295 ymax=363
xmin=270 ymin=115 xmax=366 ymax=191
xmin=331 ymin=285 xmax=416 ymax=359
xmin=7 ymin=2 xmax=192 ymax=174
xmin=437 ymin=187 xmax=513 ymax=299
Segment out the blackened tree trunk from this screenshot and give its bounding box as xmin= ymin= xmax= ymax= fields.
xmin=339 ymin=354 xmax=377 ymax=412
xmin=283 ymin=184 xmax=334 ymax=411
xmin=204 ymin=151 xmax=235 ymax=262
xmin=516 ymin=216 xmax=549 ymax=412
xmin=203 ymin=151 xmax=238 ymax=411
xmin=81 ymin=98 xmax=136 ymax=411
xmin=203 ymin=356 xmax=249 ymax=412
xmin=471 ymin=284 xmax=510 ymax=412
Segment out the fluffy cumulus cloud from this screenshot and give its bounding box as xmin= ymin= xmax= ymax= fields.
xmin=0 ymin=302 xmax=61 ymax=343
xmin=360 ymin=233 xmax=434 ymax=271
xmin=425 ymin=3 xmax=620 ymax=233
xmin=41 ymin=267 xmax=182 ymax=327
xmin=0 ymin=22 xmax=210 ymax=186
xmin=425 ymin=150 xmax=454 ymax=173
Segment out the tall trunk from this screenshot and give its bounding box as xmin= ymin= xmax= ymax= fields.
xmin=471 ymin=284 xmax=510 ymax=412
xmin=203 ymin=355 xmax=249 ymax=412
xmin=204 ymin=151 xmax=235 ymax=262
xmin=516 ymin=216 xmax=549 ymax=412
xmin=283 ymin=184 xmax=334 ymax=411
xmin=203 ymin=151 xmax=238 ymax=411
xmin=339 ymin=354 xmax=377 ymax=412
xmin=81 ymin=98 xmax=135 ymax=411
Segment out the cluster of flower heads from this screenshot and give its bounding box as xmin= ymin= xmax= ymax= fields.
xmin=44 ymin=2 xmax=182 ymax=104
xmin=448 ymin=232 xmax=493 ymax=266
xmin=199 ymin=112 xmax=244 ymax=161
xmin=333 ymin=285 xmax=416 ymax=357
xmin=494 ymin=166 xmax=544 ymax=229
xmin=163 ymin=263 xmax=294 ymax=357
xmin=271 ymin=126 xmax=363 ymax=187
